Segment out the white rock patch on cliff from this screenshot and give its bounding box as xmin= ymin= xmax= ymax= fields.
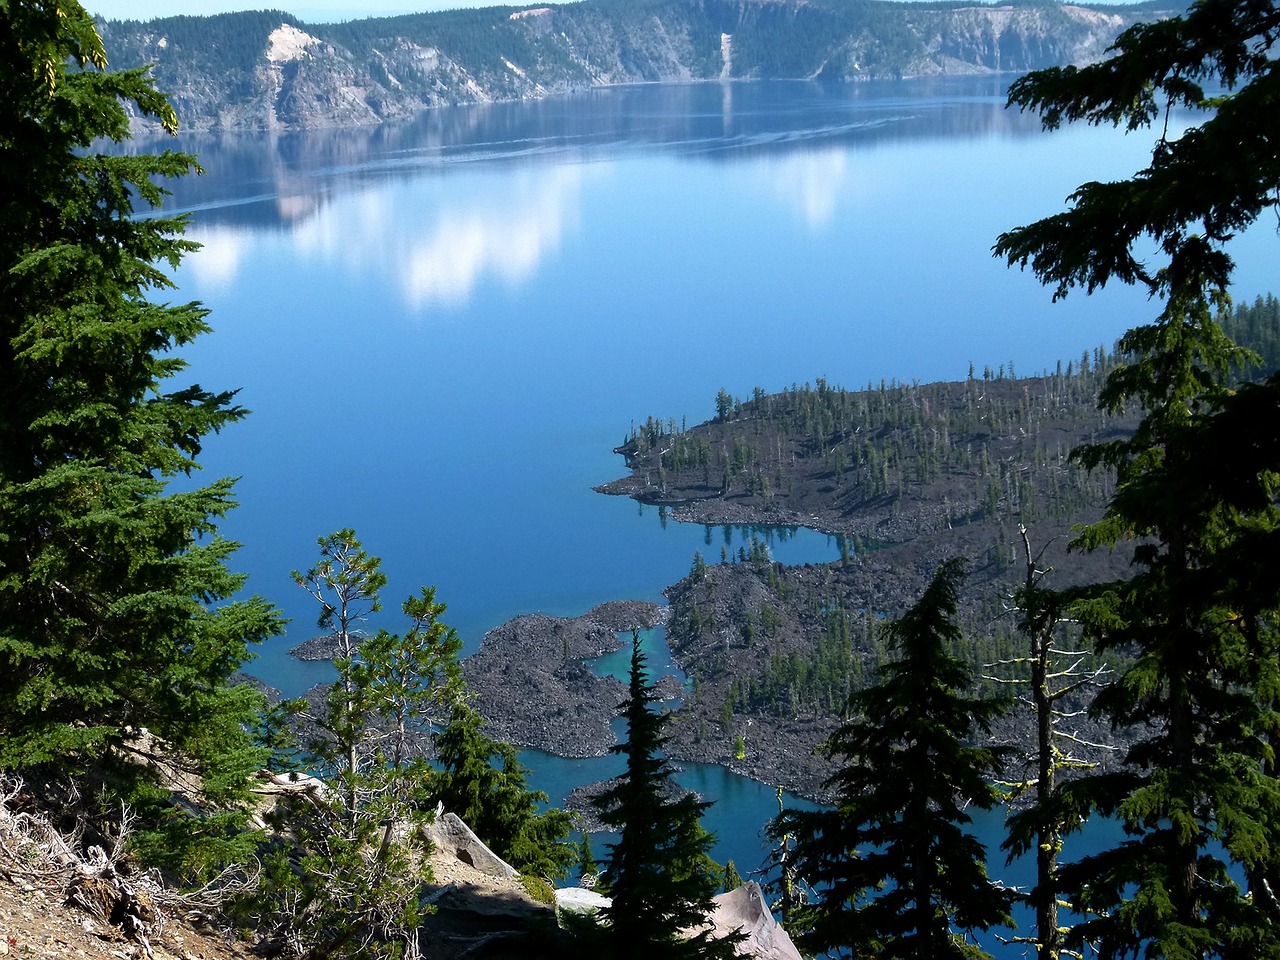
xmin=266 ymin=23 xmax=318 ymax=64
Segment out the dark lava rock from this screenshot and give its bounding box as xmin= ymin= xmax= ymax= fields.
xmin=565 ymin=775 xmax=702 ymax=834
xmin=288 ymin=633 xmax=348 ymax=661
xmin=231 ymin=671 xmax=282 ymax=704
xmin=463 ymin=602 xmax=666 ymax=759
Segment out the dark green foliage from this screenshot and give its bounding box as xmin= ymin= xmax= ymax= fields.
xmin=520 ymin=873 xmax=557 ymax=906
xmin=577 ymin=831 xmax=599 ymax=879
xmin=1052 ymin=298 xmax=1280 ymax=960
xmin=643 ymin=290 xmax=1280 ymax=739
xmin=773 ymin=560 xmax=1013 ymax=960
xmin=0 ymin=0 xmax=282 ymax=873
xmin=995 ymin=0 xmax=1280 ymax=301
xmin=432 ymin=698 xmax=576 ymax=881
xmin=630 ymin=361 xmax=1124 ymax=542
xmin=103 ymin=11 xmax=304 ymax=73
xmin=722 ymin=859 xmax=742 ymax=893
xmin=260 ymin=530 xmax=462 ymax=960
xmin=251 ymin=699 xmax=305 ymax=774
xmin=996 ymin=3 xmax=1280 ymax=956
xmin=592 ymin=632 xmax=740 ymax=960
xmin=1223 ymin=292 xmax=1280 ymax=377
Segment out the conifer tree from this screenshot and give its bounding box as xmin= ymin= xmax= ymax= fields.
xmin=722 ymin=860 xmax=743 ymax=893
xmin=996 ymin=3 xmax=1280 ymax=955
xmin=0 ymin=1 xmax=282 ymax=868
xmin=774 ymin=559 xmax=1013 ymax=960
xmin=274 ymin=530 xmax=461 ymax=960
xmin=592 ymin=632 xmax=740 ymax=960
xmin=577 ymin=831 xmax=599 ymax=881
xmin=432 ymin=697 xmax=576 ymax=880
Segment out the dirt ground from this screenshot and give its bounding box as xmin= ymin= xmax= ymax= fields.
xmin=0 ymin=829 xmax=548 ymax=960
xmin=0 ymin=872 xmax=254 ymax=960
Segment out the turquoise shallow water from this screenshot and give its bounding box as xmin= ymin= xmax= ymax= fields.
xmin=153 ymin=78 xmax=1274 ymax=937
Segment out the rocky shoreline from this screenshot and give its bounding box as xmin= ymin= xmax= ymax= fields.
xmin=283 ymin=590 xmax=844 ymax=799
xmin=288 ymin=632 xmax=344 ymax=661
xmin=288 ymin=370 xmax=1139 ymax=804
xmin=460 ymin=601 xmax=668 ymax=758
xmin=457 ymin=588 xmax=847 ymax=799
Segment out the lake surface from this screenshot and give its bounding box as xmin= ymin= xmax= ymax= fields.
xmin=155 ymin=77 xmax=1272 ymax=925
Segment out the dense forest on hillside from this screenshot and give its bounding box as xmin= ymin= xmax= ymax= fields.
xmin=96 ymin=0 xmax=1168 ymax=129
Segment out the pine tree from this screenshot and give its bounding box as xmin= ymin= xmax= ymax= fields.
xmin=577 ymin=831 xmax=599 ymax=882
xmin=592 ymin=632 xmax=740 ymax=960
xmin=276 ymin=530 xmax=462 ymax=959
xmin=432 ymin=697 xmax=576 ymax=881
xmin=1040 ymin=295 xmax=1280 ymax=960
xmin=722 ymin=860 xmax=743 ymax=893
xmin=996 ymin=3 xmax=1280 ymax=955
xmin=0 ymin=1 xmax=282 ymax=869
xmin=774 ymin=559 xmax=1013 ymax=960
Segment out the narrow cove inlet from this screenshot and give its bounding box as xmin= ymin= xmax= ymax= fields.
xmin=161 ymin=77 xmax=1275 ymax=941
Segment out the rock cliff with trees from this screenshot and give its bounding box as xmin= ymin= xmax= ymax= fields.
xmin=94 ymin=0 xmax=1172 ymax=130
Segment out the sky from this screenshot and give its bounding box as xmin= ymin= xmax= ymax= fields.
xmin=87 ymin=0 xmax=1145 ymax=25
xmin=88 ymin=1 xmax=512 ymax=21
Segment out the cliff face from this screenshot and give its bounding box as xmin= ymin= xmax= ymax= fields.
xmin=99 ymin=0 xmax=1165 ymax=130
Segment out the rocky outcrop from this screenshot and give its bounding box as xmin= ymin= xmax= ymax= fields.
xmin=553 ymin=881 xmax=802 ymax=960
xmin=462 ymin=601 xmax=666 ymax=757
xmin=427 ymin=812 xmax=520 ymax=880
xmin=708 ymin=882 xmax=803 ymax=960
xmin=287 ymin=632 xmax=344 ymax=661
xmin=98 ymin=0 xmax=1170 ymax=130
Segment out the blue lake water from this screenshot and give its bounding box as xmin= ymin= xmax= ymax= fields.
xmin=153 ymin=77 xmax=1274 ymax=932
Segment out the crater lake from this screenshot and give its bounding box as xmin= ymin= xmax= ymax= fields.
xmin=152 ymin=76 xmax=1273 ymax=911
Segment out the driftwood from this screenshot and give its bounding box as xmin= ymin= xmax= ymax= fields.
xmin=0 ymin=775 xmax=257 ymax=956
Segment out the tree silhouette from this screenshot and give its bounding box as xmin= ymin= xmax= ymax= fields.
xmin=997 ymin=2 xmax=1280 ymax=955
xmin=593 ymin=632 xmax=739 ymax=960
xmin=774 ymin=560 xmax=1012 ymax=960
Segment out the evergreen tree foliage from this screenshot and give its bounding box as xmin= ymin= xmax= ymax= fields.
xmin=592 ymin=632 xmax=740 ymax=960
xmin=994 ymin=0 xmax=1280 ymax=303
xmin=996 ymin=3 xmax=1280 ymax=956
xmin=432 ymin=697 xmax=576 ymax=881
xmin=773 ymin=559 xmax=1013 ymax=960
xmin=722 ymin=859 xmax=743 ymax=893
xmin=577 ymin=830 xmax=599 ymax=881
xmin=264 ymin=530 xmax=462 ymax=960
xmin=0 ymin=0 xmax=282 ymax=868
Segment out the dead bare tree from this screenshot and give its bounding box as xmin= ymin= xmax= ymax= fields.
xmin=986 ymin=525 xmax=1112 ymax=960
xmin=0 ymin=775 xmax=258 ymax=959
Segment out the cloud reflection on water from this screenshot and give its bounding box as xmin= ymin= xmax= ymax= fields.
xmin=187 ymin=164 xmax=586 ymax=312
xmin=746 ymin=147 xmax=850 ymax=228
xmin=170 ymin=79 xmax=1053 ymax=310
xmin=401 ymin=167 xmax=583 ymax=308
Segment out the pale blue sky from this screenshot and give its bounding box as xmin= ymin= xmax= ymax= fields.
xmin=88 ymin=0 xmax=1145 ymax=25
xmin=88 ymin=1 xmax=502 ymax=22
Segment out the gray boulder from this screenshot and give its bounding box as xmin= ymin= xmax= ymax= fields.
xmin=708 ymin=882 xmax=803 ymax=960
xmin=426 ymin=812 xmax=519 ymax=880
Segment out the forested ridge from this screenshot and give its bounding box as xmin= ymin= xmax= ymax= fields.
xmin=95 ymin=0 xmax=1170 ymax=129
xmin=601 ymin=296 xmax=1280 ymax=797
xmin=610 ymin=294 xmax=1280 ymax=561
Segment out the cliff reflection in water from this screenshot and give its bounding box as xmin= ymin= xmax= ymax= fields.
xmin=143 ymin=76 xmax=1032 ymax=232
